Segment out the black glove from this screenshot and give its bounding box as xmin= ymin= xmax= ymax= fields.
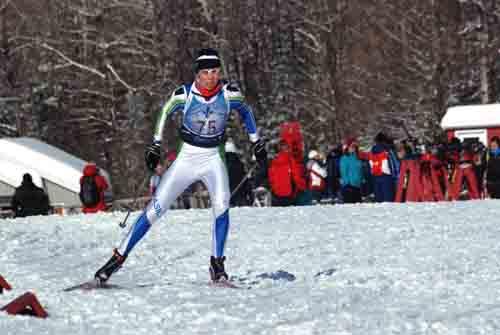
xmin=145 ymin=141 xmax=161 ymax=172
xmin=252 ymin=139 xmax=267 ymax=167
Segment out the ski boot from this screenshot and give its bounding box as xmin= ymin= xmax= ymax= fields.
xmin=94 ymin=249 xmax=127 ymax=284
xmin=209 ymin=256 xmax=229 ymax=282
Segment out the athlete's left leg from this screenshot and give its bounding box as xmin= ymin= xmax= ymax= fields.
xmin=201 ymin=154 xmax=231 ymax=281
xmin=202 ymin=157 xmax=231 ymax=257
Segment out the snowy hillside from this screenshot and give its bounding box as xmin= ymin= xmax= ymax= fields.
xmin=1 ymin=201 xmax=500 ymax=335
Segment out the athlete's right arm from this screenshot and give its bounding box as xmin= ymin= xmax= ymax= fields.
xmin=153 ymin=86 xmax=187 ymax=143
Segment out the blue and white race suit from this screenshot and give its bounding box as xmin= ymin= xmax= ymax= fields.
xmin=117 ymin=82 xmax=260 ymax=259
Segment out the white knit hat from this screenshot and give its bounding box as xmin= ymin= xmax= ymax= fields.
xmin=308 ymin=150 xmax=318 ymax=160
xmin=225 ymin=141 xmax=238 ymax=153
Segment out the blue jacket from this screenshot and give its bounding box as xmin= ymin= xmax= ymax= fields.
xmin=340 ymin=153 xmax=364 ymax=188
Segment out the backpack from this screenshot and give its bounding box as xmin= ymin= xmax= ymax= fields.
xmin=79 ymin=176 xmax=100 ymax=207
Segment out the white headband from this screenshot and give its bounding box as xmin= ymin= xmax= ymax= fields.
xmin=196 ymin=55 xmax=220 ymax=61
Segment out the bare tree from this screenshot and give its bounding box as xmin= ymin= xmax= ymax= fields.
xmin=1 ymin=0 xmax=498 ymax=198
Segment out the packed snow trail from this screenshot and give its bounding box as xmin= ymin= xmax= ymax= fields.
xmin=2 ymin=201 xmax=500 ymax=334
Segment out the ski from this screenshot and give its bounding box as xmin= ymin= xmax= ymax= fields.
xmin=63 ymin=279 xmax=123 ymax=292
xmin=64 ymin=278 xmax=241 ymax=292
xmin=209 ymin=279 xmax=241 ymax=289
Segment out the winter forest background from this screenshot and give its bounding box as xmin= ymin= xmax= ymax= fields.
xmin=0 ymin=0 xmax=499 ymax=198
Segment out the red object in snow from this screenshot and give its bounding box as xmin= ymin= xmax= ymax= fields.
xmin=1 ymin=292 xmax=48 ymax=318
xmin=0 ymin=275 xmax=12 ymax=294
xmin=395 ymin=160 xmax=423 ymax=202
xmin=420 ymin=154 xmax=448 ymax=202
xmin=448 ymin=165 xmax=480 ymax=200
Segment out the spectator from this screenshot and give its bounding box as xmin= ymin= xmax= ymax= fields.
xmin=190 ymin=181 xmax=209 ymax=209
xmin=447 ymin=139 xmax=480 ymax=200
xmin=306 ymin=149 xmax=327 ymax=202
xmin=294 ymin=149 xmax=313 ymax=206
xmin=362 ymin=132 xmax=399 ymax=202
xmin=10 ymin=173 xmax=50 ymax=217
xmin=339 ymin=138 xmax=364 ymax=203
xmin=486 ymin=136 xmax=500 ymax=198
xmin=360 ymin=158 xmax=373 ymax=200
xmin=399 ymin=138 xmax=421 ymax=160
xmin=326 ymin=144 xmax=343 ymax=201
xmin=419 ymin=144 xmax=447 ymax=202
xmin=396 ymin=143 xmax=407 ymax=161
xmin=80 ymin=162 xmax=109 ymax=213
xmin=471 ymin=141 xmax=487 ymax=198
xmin=396 ymin=141 xmax=418 ymax=161
xmin=268 ymin=140 xmax=307 ymax=206
xmin=225 ymin=141 xmax=251 ymax=207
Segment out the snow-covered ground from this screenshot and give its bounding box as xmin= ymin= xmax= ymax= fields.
xmin=1 ymin=200 xmax=500 ymax=335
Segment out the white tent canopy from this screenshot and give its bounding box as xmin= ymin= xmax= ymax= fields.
xmin=0 ymin=158 xmax=44 ymax=189
xmin=0 ymin=137 xmax=111 ymax=207
xmin=441 ymin=103 xmax=500 ymax=130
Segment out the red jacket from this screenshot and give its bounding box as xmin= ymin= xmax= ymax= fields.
xmin=80 ymin=164 xmax=109 ymax=213
xmin=268 ymin=151 xmax=307 ymax=198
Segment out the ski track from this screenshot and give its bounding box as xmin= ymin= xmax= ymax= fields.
xmin=1 ymin=201 xmax=500 ymax=334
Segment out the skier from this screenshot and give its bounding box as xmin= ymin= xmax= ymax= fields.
xmin=94 ymin=48 xmax=267 ymax=284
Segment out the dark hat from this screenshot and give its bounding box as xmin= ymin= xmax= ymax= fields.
xmin=374 ymin=132 xmax=388 ymax=144
xmin=193 ymin=48 xmax=221 ymax=73
xmin=22 ymin=173 xmax=33 ymax=184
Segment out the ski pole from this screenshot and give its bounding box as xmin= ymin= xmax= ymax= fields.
xmin=119 ymin=173 xmax=150 ymax=229
xmin=229 ymin=137 xmax=268 ymax=200
xmin=119 ymin=210 xmax=131 ymax=228
xmin=230 ymin=165 xmax=257 ymax=200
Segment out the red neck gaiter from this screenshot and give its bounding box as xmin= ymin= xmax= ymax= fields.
xmin=195 ymin=82 xmax=222 ymax=99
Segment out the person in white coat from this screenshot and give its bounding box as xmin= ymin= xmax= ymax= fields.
xmin=306 ymin=150 xmax=327 ymax=202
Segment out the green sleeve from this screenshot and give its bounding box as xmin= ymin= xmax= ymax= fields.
xmin=153 ymin=87 xmax=187 ymax=142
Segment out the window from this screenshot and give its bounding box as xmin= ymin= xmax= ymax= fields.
xmin=454 ymin=129 xmax=487 ymax=146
